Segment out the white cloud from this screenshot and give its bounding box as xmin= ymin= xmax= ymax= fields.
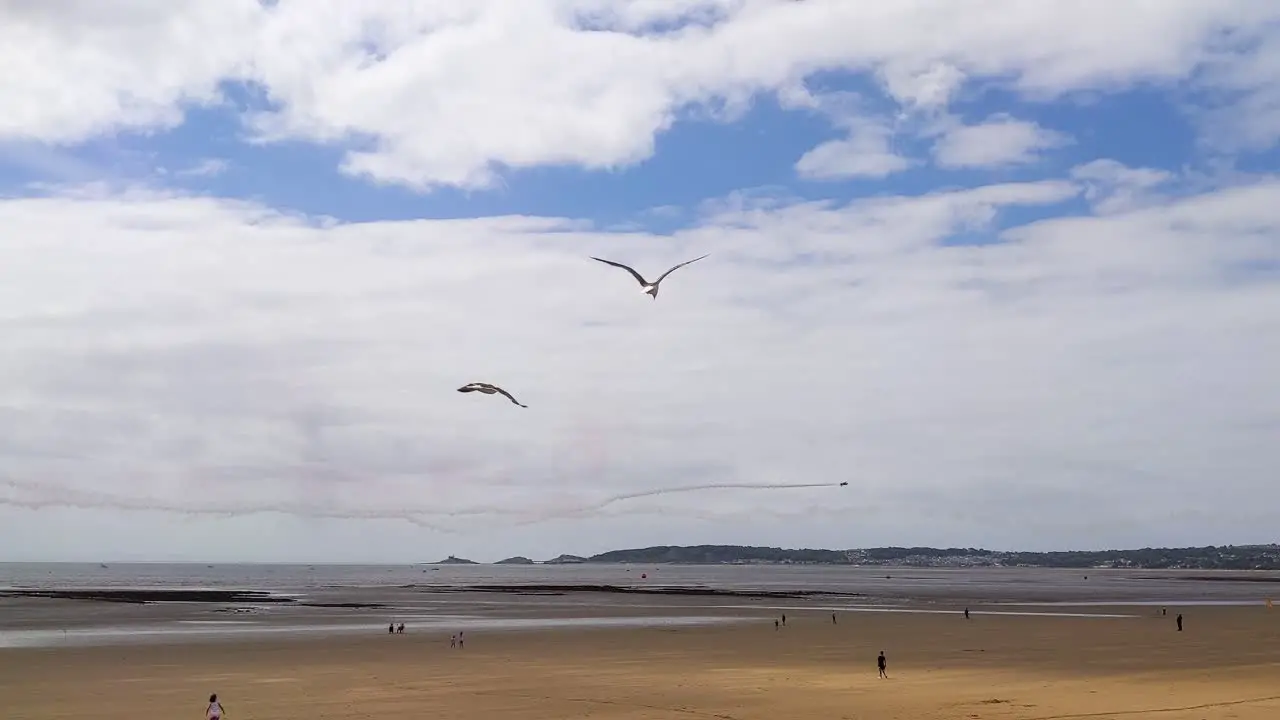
xmin=794 ymin=128 xmax=911 ymax=180
xmin=1069 ymin=159 xmax=1175 ymax=214
xmin=781 ymin=87 xmax=911 ymax=181
xmin=793 ymin=105 xmax=912 ymax=180
xmin=0 ymin=0 xmax=261 ymax=143
xmin=174 ymin=158 xmax=230 ymax=178
xmin=1194 ymin=31 xmax=1280 ymax=152
xmin=2 ymin=1 xmax=1279 ymax=189
xmin=932 ymin=115 xmax=1070 ymax=169
xmin=1 ymin=175 xmax=1277 ymax=560
xmin=878 ymin=61 xmax=967 ymax=112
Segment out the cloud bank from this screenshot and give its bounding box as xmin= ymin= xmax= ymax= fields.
xmin=5 ymin=1 xmax=1280 ymax=188
xmin=0 ymin=1 xmax=1278 ymax=561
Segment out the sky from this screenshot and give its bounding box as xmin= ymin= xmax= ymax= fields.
xmin=1 ymin=0 xmax=1278 ymax=563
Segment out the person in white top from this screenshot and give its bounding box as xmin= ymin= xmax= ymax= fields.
xmin=206 ymin=693 xmax=225 ymax=719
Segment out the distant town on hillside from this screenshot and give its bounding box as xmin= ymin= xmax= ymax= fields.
xmin=429 ymin=544 xmax=1280 ymax=571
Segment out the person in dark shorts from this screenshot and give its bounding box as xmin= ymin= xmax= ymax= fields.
xmin=877 ymin=651 xmax=888 ymax=678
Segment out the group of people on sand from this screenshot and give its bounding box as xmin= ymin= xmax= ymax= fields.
xmin=386 ymin=622 xmax=473 ymax=646
xmin=384 ymin=622 xmax=472 ymax=646
xmin=207 ymin=625 xmax=469 ymax=717
xmin=773 ymin=611 xmax=891 ymax=678
xmin=205 ymin=599 xmax=1204 ymax=718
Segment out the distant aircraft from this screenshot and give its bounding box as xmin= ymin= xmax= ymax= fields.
xmin=839 ymin=481 xmax=848 ymax=486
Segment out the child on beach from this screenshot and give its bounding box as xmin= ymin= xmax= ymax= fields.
xmin=206 ymin=693 xmax=225 ymax=719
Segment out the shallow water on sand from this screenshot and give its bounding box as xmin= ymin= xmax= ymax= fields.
xmin=0 ymin=614 xmax=751 ymax=649
xmin=2 ymin=562 xmax=1275 ymax=647
xmin=3 ymin=562 xmax=1277 ymax=599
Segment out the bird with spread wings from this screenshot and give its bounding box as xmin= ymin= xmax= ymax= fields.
xmin=457 ymin=382 xmax=527 ymax=408
xmin=590 ymin=254 xmax=709 ymax=299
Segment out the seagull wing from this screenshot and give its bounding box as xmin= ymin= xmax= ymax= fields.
xmin=490 ymin=385 xmax=528 ymax=408
xmin=590 ymin=257 xmax=650 ymax=287
xmin=653 ymin=254 xmax=709 ymax=284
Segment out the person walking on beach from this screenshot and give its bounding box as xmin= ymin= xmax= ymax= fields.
xmin=781 ymin=614 xmax=786 ymax=627
xmin=450 ymin=634 xmax=457 ymax=648
xmin=1176 ymin=613 xmax=1183 ymax=631
xmin=205 ymin=693 xmax=225 ymax=720
xmin=877 ymin=651 xmax=888 ymax=678
xmin=964 ymin=607 xmax=970 ymax=619
xmin=774 ymin=619 xmax=779 ymax=630
xmin=458 ymin=631 xmax=465 ymax=649
xmin=832 ymin=612 xmax=837 ymax=625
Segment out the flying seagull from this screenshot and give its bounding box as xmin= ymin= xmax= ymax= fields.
xmin=590 ymin=254 xmax=709 ymax=299
xmin=457 ymin=382 xmax=527 ymax=408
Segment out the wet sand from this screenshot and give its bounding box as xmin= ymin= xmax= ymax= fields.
xmin=4 ymin=604 xmax=1279 ymax=720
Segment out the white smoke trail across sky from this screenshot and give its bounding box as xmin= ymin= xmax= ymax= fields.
xmin=1 ymin=476 xmax=846 ymax=530
xmin=569 ymin=481 xmax=842 ymax=509
xmin=1 ymin=438 xmax=1187 ymax=534
xmin=1 ymin=377 xmax=843 ymax=530
xmin=0 ymin=477 xmax=494 ymax=533
xmin=507 ymin=481 xmax=847 ymax=525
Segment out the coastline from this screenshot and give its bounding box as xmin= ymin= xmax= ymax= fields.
xmin=4 ymin=565 xmax=1279 ymax=718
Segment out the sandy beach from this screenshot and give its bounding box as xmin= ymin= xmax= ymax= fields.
xmin=5 ymin=603 xmax=1278 ymax=720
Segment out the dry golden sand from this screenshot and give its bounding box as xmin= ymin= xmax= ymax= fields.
xmin=4 ymin=606 xmax=1279 ymax=720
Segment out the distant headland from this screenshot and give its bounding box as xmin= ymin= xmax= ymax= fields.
xmin=421 ymin=544 xmax=1280 ymax=571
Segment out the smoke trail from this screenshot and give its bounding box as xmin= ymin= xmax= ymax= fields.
xmin=509 ymin=481 xmax=845 ymax=525
xmin=588 ymin=481 xmax=841 ymax=508
xmin=0 ymin=477 xmax=502 ymax=533
xmin=1 ymin=477 xmax=845 ymax=529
